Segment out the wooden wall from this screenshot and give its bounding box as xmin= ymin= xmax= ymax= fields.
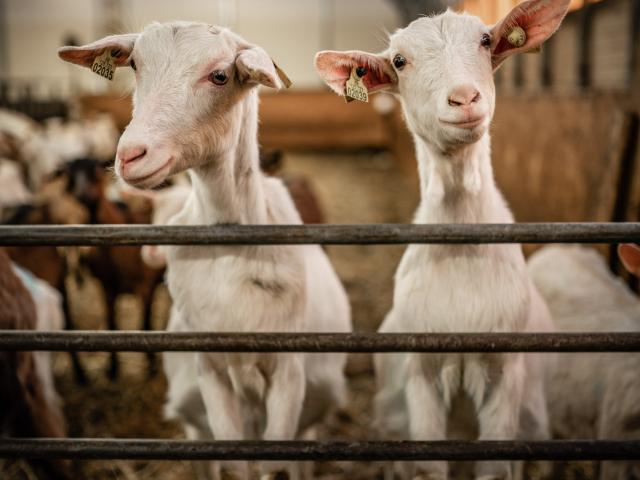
xmin=498 ymin=0 xmax=638 ymax=93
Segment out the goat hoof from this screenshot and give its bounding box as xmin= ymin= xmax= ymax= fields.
xmin=261 ymin=471 xmax=289 ymax=480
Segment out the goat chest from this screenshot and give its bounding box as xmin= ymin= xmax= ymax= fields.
xmin=391 ymin=243 xmax=531 ymax=333
xmin=166 ymin=243 xmax=306 ymax=333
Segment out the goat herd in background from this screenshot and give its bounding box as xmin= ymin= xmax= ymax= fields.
xmin=2 ymin=0 xmax=640 ymax=479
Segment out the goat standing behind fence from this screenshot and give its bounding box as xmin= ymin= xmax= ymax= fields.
xmin=0 ymin=249 xmax=68 ymax=478
xmin=59 ymin=22 xmax=353 ymax=480
xmin=316 ymin=1 xmax=570 ymax=479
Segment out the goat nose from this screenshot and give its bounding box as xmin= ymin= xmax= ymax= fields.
xmin=118 ymin=146 xmax=147 ymax=165
xmin=447 ymin=85 xmax=481 ymax=107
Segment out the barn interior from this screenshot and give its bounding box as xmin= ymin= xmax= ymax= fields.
xmin=1 ymin=0 xmax=640 ymax=479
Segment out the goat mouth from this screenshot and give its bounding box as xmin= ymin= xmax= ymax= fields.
xmin=440 ymin=117 xmax=485 ymax=129
xmin=125 ymin=158 xmax=172 ymax=186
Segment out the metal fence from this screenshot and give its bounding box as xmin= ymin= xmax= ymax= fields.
xmin=2 ymin=222 xmax=640 ymax=463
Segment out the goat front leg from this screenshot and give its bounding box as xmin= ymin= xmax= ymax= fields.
xmin=260 ymin=353 xmax=305 ymax=480
xmin=405 ymin=354 xmax=449 ymax=480
xmin=183 ymin=424 xmax=220 ymax=480
xmin=197 ymin=353 xmax=248 ymax=480
xmin=514 ymin=354 xmax=551 ymax=480
xmin=474 ymin=354 xmax=525 ymax=480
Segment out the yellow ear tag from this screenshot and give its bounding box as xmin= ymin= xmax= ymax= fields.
xmin=506 ymin=26 xmax=527 ymax=48
xmin=344 ymin=66 xmax=369 ymax=103
xmin=91 ymin=50 xmax=116 ymax=81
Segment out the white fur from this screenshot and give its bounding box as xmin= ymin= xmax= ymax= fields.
xmin=12 ymin=264 xmax=66 ymax=422
xmin=0 ymin=108 xmax=38 ymax=143
xmin=0 ymin=110 xmax=119 ymax=189
xmin=529 ymin=245 xmax=640 ymax=480
xmin=314 ymin=4 xmax=567 ymax=478
xmin=376 ymin=13 xmax=554 ymax=479
xmin=0 ymin=158 xmax=32 ymax=219
xmin=60 ymin=22 xmax=352 ymax=480
xmin=139 ymin=183 xmax=192 ymax=268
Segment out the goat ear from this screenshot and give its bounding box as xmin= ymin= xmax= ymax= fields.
xmin=618 ymin=244 xmax=640 ymax=276
xmin=314 ymin=50 xmax=398 ymax=96
xmin=58 ymin=33 xmax=139 ymax=68
xmin=490 ymin=0 xmax=570 ymax=70
xmin=235 ymin=46 xmax=283 ymax=89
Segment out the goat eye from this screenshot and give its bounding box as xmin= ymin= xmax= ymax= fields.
xmin=130 ymin=59 xmax=137 ymax=71
xmin=393 ymin=54 xmax=406 ymax=70
xmin=209 ymin=70 xmax=228 ymax=85
xmin=480 ymin=33 xmax=491 ymax=48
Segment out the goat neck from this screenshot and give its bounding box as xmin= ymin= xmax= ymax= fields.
xmin=190 ymin=89 xmax=268 ymax=226
xmin=413 ymin=132 xmax=508 ymax=225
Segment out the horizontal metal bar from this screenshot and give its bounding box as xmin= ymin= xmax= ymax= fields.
xmin=0 ymin=223 xmax=638 ymax=246
xmin=2 ymin=439 xmax=639 ymax=461
xmin=2 ymin=331 xmax=640 ymax=352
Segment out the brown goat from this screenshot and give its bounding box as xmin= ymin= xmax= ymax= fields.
xmin=0 ymin=249 xmax=69 ymax=478
xmin=65 ymin=158 xmax=164 ymax=379
xmin=4 ymin=203 xmax=87 ymax=384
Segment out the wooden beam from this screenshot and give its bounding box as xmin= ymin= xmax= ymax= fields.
xmin=631 ymin=0 xmax=640 ymax=86
xmin=577 ymin=3 xmax=593 ymax=88
xmin=0 ymin=0 xmax=7 ymax=78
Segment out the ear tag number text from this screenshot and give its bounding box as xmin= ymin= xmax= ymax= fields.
xmin=345 ymin=66 xmax=369 ymax=103
xmin=91 ymin=50 xmax=116 ymax=81
xmin=506 ymin=26 xmax=526 ymax=47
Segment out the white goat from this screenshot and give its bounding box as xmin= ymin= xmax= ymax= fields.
xmin=0 ymin=158 xmax=32 ymax=220
xmin=142 ymin=183 xmax=191 ymax=269
xmin=529 ymin=245 xmax=640 ymax=480
xmin=126 ymin=183 xmax=214 ymax=478
xmin=122 ymin=182 xmax=192 ymax=269
xmin=60 ymin=22 xmax=352 ymax=480
xmin=83 ymin=114 xmax=120 ymax=161
xmin=316 ymin=2 xmax=569 ymax=479
xmin=12 ymin=263 xmax=66 ymax=413
xmin=0 ymin=108 xmax=38 ymax=144
xmin=0 ymin=251 xmax=68 ymax=477
xmin=1 ymin=112 xmax=119 ymax=190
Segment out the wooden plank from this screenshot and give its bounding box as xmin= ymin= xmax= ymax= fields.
xmin=591 ymin=0 xmax=632 ymax=89
xmin=578 ymin=4 xmax=593 ymax=88
xmin=589 ymin=111 xmax=636 ymax=222
xmin=624 ymin=116 xmax=640 ymax=223
xmin=259 ymin=90 xmax=390 ymax=150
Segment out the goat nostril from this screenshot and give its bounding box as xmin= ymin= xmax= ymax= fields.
xmin=448 ymin=86 xmax=481 ymax=107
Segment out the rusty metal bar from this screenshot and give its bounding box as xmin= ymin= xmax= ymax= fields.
xmin=2 ymin=331 xmax=640 ymax=353
xmin=0 ymin=223 xmax=639 ymax=246
xmin=2 ymin=439 xmax=640 ymax=461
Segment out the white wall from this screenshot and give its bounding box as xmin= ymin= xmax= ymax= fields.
xmin=4 ymin=0 xmax=98 ymax=97
xmin=3 ymin=0 xmax=401 ymax=98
